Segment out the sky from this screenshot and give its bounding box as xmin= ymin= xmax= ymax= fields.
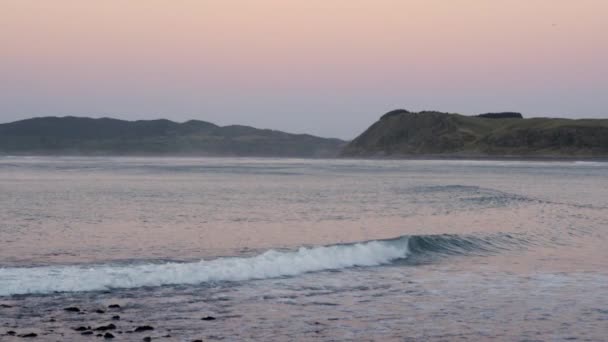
xmin=1 ymin=1 xmax=607 ymax=139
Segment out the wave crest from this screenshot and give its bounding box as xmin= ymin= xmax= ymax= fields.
xmin=0 ymin=238 xmax=409 ymax=296
xmin=0 ymin=232 xmax=529 ymax=296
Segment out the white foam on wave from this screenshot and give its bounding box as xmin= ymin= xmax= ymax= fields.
xmin=573 ymin=161 xmax=606 ymax=166
xmin=0 ymin=238 xmax=409 ymax=296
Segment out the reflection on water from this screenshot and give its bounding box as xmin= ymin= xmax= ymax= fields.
xmin=0 ymin=157 xmax=607 ymax=340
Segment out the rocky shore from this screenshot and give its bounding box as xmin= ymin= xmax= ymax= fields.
xmin=1 ymin=299 xmax=219 ymax=341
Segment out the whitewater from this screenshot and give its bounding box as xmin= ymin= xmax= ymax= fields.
xmin=0 ymin=238 xmax=410 ymax=296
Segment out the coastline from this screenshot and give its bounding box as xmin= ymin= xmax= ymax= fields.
xmin=1 ymin=153 xmax=607 ymax=162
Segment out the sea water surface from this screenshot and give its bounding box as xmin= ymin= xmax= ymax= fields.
xmin=0 ymin=157 xmax=607 ymax=341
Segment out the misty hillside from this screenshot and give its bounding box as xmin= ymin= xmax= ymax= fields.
xmin=0 ymin=116 xmax=346 ymax=157
xmin=342 ymin=110 xmax=608 ymax=158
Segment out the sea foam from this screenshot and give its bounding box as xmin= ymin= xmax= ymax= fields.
xmin=0 ymin=238 xmax=409 ymax=296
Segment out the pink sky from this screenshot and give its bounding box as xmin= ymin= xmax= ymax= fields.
xmin=1 ymin=0 xmax=607 ymax=138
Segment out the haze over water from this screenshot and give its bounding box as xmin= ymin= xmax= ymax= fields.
xmin=1 ymin=157 xmax=607 ymax=340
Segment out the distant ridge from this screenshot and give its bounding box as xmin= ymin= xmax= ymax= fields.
xmin=0 ymin=116 xmax=345 ymax=157
xmin=477 ymin=112 xmax=523 ymax=119
xmin=341 ymin=110 xmax=608 ymax=158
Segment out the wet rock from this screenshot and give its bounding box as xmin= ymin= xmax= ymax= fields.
xmin=133 ymin=326 xmax=154 ymax=332
xmin=96 ymin=334 xmax=103 ymax=337
xmin=73 ymin=326 xmax=90 ymax=331
xmin=7 ymin=330 xmax=16 ymax=335
xmin=81 ymin=331 xmax=93 ymax=336
xmin=201 ymin=316 xmax=216 ymax=321
xmin=108 ymin=304 xmax=121 ymax=309
xmin=112 ymin=315 xmax=120 ymax=320
xmin=104 ymin=332 xmax=115 ymax=339
xmin=63 ymin=307 xmax=80 ymax=312
xmin=95 ymin=309 xmax=106 ymax=314
xmin=18 ymin=332 xmax=38 ymax=338
xmin=192 ymin=340 xmax=203 ymax=342
xmin=94 ymin=324 xmax=116 ymax=331
xmin=142 ymin=337 xmax=152 ymax=342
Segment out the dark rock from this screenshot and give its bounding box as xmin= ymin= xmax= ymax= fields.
xmin=63 ymin=307 xmax=80 ymax=312
xmin=18 ymin=333 xmax=38 ymax=338
xmin=95 ymin=309 xmax=106 ymax=314
xmin=192 ymin=340 xmax=203 ymax=342
xmin=133 ymin=326 xmax=154 ymax=332
xmin=112 ymin=315 xmax=120 ymax=320
xmin=48 ymin=318 xmax=56 ymax=322
xmin=143 ymin=337 xmax=152 ymax=342
xmin=96 ymin=334 xmax=103 ymax=337
xmin=108 ymin=304 xmax=121 ymax=309
xmin=104 ymin=332 xmax=114 ymax=339
xmin=7 ymin=330 xmax=16 ymax=335
xmin=201 ymin=316 xmax=216 ymax=321
xmin=81 ymin=331 xmax=93 ymax=335
xmin=73 ymin=326 xmax=90 ymax=331
xmin=94 ymin=324 xmax=116 ymax=331
xmin=0 ymin=304 xmax=13 ymax=308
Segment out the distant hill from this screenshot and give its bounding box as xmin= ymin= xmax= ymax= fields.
xmin=0 ymin=116 xmax=346 ymax=157
xmin=341 ymin=110 xmax=608 ymax=158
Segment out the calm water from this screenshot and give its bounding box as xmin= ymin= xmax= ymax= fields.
xmin=0 ymin=157 xmax=607 ymax=341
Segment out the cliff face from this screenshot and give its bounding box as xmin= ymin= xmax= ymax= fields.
xmin=0 ymin=116 xmax=346 ymax=157
xmin=341 ymin=110 xmax=608 ymax=158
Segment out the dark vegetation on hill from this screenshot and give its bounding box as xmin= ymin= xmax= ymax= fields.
xmin=342 ymin=110 xmax=608 ymax=158
xmin=477 ymin=112 xmax=523 ymax=119
xmin=0 ymin=116 xmax=345 ymax=157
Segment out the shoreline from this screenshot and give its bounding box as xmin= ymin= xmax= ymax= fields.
xmin=338 ymin=154 xmax=608 ymax=162
xmin=1 ymin=153 xmax=607 ymax=162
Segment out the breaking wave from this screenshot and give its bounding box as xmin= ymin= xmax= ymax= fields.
xmin=0 ymin=233 xmax=527 ymax=296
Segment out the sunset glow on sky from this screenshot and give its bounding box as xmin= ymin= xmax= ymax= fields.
xmin=1 ymin=0 xmax=607 ymax=138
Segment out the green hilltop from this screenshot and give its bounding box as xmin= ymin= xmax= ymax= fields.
xmin=0 ymin=116 xmax=346 ymax=157
xmin=342 ymin=110 xmax=608 ymax=158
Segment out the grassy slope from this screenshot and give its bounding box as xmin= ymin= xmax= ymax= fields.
xmin=342 ymin=111 xmax=608 ymax=157
xmin=0 ymin=117 xmax=346 ymax=157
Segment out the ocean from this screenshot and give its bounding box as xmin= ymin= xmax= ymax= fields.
xmin=0 ymin=157 xmax=607 ymax=341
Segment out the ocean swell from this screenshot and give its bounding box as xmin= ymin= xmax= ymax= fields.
xmin=0 ymin=238 xmax=409 ymax=296
xmin=0 ymin=232 xmax=529 ymax=296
